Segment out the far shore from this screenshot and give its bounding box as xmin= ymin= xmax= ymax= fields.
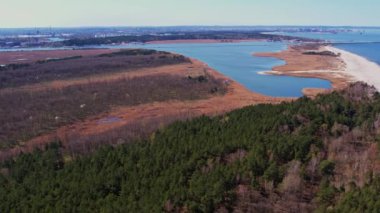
xmin=146 ymin=39 xmax=265 ymax=44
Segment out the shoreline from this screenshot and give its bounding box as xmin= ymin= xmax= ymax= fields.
xmin=326 ymin=46 xmax=380 ymax=91
xmin=146 ymin=39 xmax=265 ymax=44
xmin=3 ymin=42 xmax=379 ymax=98
xmin=254 ymin=44 xmax=356 ymax=97
xmin=256 ymin=44 xmax=380 ymax=95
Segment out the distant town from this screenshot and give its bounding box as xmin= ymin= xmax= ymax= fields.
xmin=0 ymin=26 xmax=373 ymax=49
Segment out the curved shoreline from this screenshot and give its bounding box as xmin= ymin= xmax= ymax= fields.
xmin=255 ymin=44 xmax=359 ymax=97
xmin=257 ymin=44 xmax=380 ymax=95
xmin=5 ymin=41 xmax=379 ymax=98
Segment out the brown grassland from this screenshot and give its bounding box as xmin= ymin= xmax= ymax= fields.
xmin=0 ymin=49 xmax=289 ymax=160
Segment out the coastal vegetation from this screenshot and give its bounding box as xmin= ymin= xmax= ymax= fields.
xmin=98 ymin=49 xmax=169 ymax=57
xmin=0 ymin=63 xmax=30 ymax=71
xmin=35 ymin=55 xmax=83 ymax=64
xmin=0 ymin=83 xmax=379 ymax=212
xmin=0 ymin=49 xmax=188 ymax=89
xmin=0 ymin=74 xmax=225 ymax=149
xmin=303 ymin=50 xmax=340 ymax=57
xmin=0 ymin=49 xmax=228 ymax=149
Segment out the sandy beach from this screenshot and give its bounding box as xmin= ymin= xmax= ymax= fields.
xmin=326 ymin=46 xmax=380 ymax=91
xmin=255 ymin=44 xmax=380 ymax=96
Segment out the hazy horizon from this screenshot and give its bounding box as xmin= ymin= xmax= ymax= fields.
xmin=1 ymin=25 xmax=380 ymax=30
xmin=1 ymin=0 xmax=379 ymax=28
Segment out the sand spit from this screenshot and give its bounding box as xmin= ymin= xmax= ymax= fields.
xmin=259 ymin=45 xmax=380 ymax=94
xmin=254 ymin=44 xmax=380 ymax=97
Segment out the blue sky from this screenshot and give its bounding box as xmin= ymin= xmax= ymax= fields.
xmin=1 ymin=0 xmax=379 ymax=27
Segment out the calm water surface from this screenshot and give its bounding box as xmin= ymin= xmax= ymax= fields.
xmin=273 ymin=30 xmax=380 ymax=65
xmin=334 ymin=43 xmax=380 ymax=65
xmin=271 ymin=30 xmax=380 ymax=43
xmin=123 ymin=42 xmax=331 ymax=97
xmin=9 ymin=33 xmax=380 ymax=97
xmin=103 ymin=32 xmax=380 ymax=97
xmin=0 ymin=41 xmax=332 ymax=97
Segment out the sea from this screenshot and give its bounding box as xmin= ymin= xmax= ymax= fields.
xmin=273 ymin=29 xmax=380 ymax=65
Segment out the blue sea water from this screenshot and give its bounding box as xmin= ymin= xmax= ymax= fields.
xmin=273 ymin=29 xmax=380 ymax=65
xmin=334 ymin=43 xmax=380 ymax=65
xmin=270 ymin=30 xmax=380 ymax=43
xmin=125 ymin=42 xmax=331 ymax=97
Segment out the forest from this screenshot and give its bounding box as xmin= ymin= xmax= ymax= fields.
xmin=0 ymin=83 xmax=379 ymax=212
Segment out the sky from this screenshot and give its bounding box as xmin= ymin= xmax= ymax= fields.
xmin=1 ymin=0 xmax=379 ymax=28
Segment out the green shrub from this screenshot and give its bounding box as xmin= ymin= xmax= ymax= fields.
xmin=319 ymin=160 xmax=335 ymax=176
